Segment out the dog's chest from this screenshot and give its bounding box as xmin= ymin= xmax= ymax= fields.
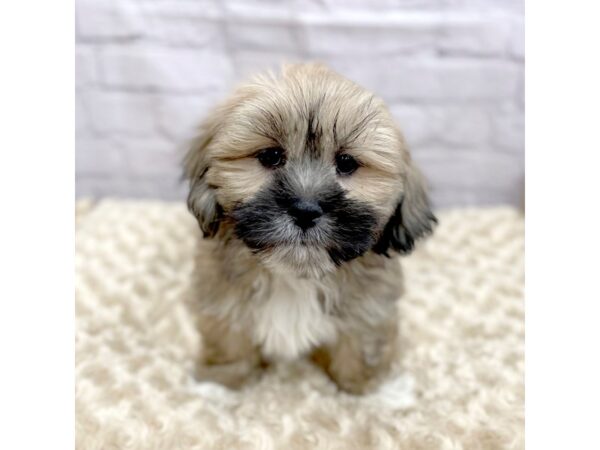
xmin=251 ymin=276 xmax=337 ymax=360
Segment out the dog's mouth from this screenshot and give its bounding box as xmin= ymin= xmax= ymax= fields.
xmin=258 ymin=244 xmax=336 ymax=278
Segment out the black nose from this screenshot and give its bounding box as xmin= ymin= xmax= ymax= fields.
xmin=288 ymin=199 xmax=323 ymax=230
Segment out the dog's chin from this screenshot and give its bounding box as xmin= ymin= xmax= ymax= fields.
xmin=258 ymin=245 xmax=337 ymax=279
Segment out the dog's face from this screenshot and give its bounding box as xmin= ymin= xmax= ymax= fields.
xmin=185 ymin=64 xmax=436 ymax=277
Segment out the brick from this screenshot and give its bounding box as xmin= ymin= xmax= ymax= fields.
xmin=117 ymin=137 xmax=182 ymax=177
xmin=489 ymin=104 xmax=524 ymax=152
xmin=76 ymin=0 xmax=222 ymax=46
xmin=140 ymin=2 xmax=223 ymax=47
xmin=76 ymin=175 xmax=134 ymax=199
xmin=332 ymin=57 xmax=522 ymax=102
xmin=508 ymin=17 xmax=524 ymax=59
xmin=413 ymin=143 xmax=524 ymax=208
xmin=435 ymin=105 xmax=491 ymax=146
xmin=76 ymin=0 xmax=143 ymax=40
xmin=83 ymin=91 xmax=158 ymax=136
xmin=75 ymin=175 xmax=107 ymax=199
xmin=414 ymin=147 xmax=523 ymax=196
xmin=143 ymin=0 xmax=222 ymax=21
xmin=75 ymin=175 xmax=124 ymax=199
xmin=155 ymin=94 xmax=223 ymax=141
xmin=98 ymin=46 xmax=234 ymax=92
xmin=303 ymin=19 xmax=438 ymax=56
xmin=145 ymin=17 xmax=222 ymax=47
xmin=313 ymin=0 xmax=444 ymax=9
xmin=76 ymin=137 xmax=126 ymax=175
xmin=390 ymin=104 xmax=492 ymax=147
xmin=515 ymin=71 xmax=524 ymax=110
xmin=389 ymin=104 xmax=440 ymax=146
xmin=228 ymin=22 xmax=301 ymax=53
xmin=76 ymin=47 xmax=96 ymax=87
xmin=224 ymin=1 xmax=295 ymax=19
xmin=231 ymin=50 xmax=305 ymax=81
xmin=438 ymin=14 xmax=516 ymax=57
xmin=444 ymin=0 xmax=523 ymax=11
xmin=131 ymin=177 xmax=187 ymax=201
xmin=76 ymin=174 xmax=187 ymax=200
xmin=431 ymin=186 xmax=519 ymax=209
xmin=75 ymin=94 xmax=91 ymax=136
xmin=131 ymin=176 xmax=186 ymax=201
xmin=249 ymin=0 xmax=444 ymax=12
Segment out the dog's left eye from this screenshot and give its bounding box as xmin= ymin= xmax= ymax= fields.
xmin=335 ymin=153 xmax=359 ymax=175
xmin=257 ymin=147 xmax=285 ymax=169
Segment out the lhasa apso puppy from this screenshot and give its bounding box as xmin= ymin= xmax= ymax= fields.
xmin=184 ymin=63 xmax=436 ymax=394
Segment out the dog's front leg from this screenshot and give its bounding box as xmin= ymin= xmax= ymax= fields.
xmin=195 ymin=315 xmax=264 ymax=389
xmin=312 ymin=320 xmax=398 ymax=395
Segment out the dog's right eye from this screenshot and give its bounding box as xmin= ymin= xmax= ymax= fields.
xmin=257 ymin=147 xmax=285 ymax=169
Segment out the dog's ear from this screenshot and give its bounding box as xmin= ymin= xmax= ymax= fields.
xmin=373 ymin=161 xmax=437 ymax=255
xmin=183 ymin=112 xmax=223 ymax=238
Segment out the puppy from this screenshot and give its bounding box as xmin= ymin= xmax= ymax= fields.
xmin=184 ymin=63 xmax=436 ymax=394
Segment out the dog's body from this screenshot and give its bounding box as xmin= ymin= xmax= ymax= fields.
xmin=185 ymin=63 xmax=436 ymax=394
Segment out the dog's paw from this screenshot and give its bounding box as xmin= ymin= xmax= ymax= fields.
xmin=194 ymin=359 xmax=263 ymax=390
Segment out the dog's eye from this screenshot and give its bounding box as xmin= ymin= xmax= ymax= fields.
xmin=335 ymin=153 xmax=359 ymax=175
xmin=257 ymin=147 xmax=285 ymax=169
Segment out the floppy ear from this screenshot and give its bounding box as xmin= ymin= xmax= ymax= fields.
xmin=183 ymin=113 xmax=223 ymax=238
xmin=373 ymin=161 xmax=437 ymax=255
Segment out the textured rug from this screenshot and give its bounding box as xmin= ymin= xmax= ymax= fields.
xmin=75 ymin=200 xmax=524 ymax=450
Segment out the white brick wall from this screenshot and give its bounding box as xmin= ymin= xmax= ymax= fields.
xmin=76 ymin=0 xmax=524 ymax=207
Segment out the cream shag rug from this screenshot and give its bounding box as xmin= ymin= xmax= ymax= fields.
xmin=75 ymin=200 xmax=524 ymax=450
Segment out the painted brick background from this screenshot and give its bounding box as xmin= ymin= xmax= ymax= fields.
xmin=76 ymin=0 xmax=524 ymax=207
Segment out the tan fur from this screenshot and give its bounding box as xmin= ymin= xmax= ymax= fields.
xmin=184 ymin=63 xmax=434 ymax=394
xmin=194 ymin=315 xmax=263 ymax=389
xmin=192 ymin=241 xmax=403 ymax=392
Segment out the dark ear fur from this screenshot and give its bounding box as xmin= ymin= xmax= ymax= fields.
xmin=183 ymin=115 xmax=223 ymax=238
xmin=373 ymin=163 xmax=437 ymax=255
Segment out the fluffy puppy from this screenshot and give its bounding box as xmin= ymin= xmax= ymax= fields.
xmin=184 ymin=63 xmax=436 ymax=394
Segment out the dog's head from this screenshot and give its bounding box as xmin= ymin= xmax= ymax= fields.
xmin=184 ymin=64 xmax=436 ymax=277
